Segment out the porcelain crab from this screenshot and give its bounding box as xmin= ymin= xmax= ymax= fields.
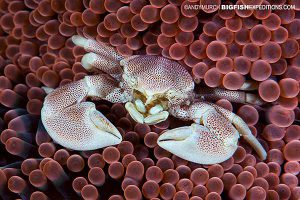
xmin=41 ymin=35 xmax=267 ymax=164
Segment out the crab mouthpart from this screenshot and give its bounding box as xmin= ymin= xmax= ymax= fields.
xmin=125 ymin=102 xmax=144 ymax=123
xmin=125 ymin=90 xmax=170 ymax=125
xmin=144 ymin=111 xmax=169 ymax=125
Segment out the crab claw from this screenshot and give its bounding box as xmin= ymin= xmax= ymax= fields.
xmin=167 ymin=102 xmax=267 ymax=164
xmin=158 ymin=124 xmax=239 ymax=164
xmin=41 ymin=75 xmax=129 ymax=151
xmin=42 ymin=102 xmax=122 ymax=150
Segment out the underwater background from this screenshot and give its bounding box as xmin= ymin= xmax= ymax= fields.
xmin=0 ymin=0 xmax=299 ymax=199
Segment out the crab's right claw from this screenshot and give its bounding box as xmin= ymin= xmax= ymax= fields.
xmin=157 ymin=123 xmax=239 ymax=165
xmin=41 ymin=102 xmax=122 ymax=151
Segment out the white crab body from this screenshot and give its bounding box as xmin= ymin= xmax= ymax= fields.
xmin=40 ymin=36 xmax=267 ymax=164
xmin=119 ymin=55 xmax=195 ymax=125
xmin=121 ymin=56 xmax=194 ymax=96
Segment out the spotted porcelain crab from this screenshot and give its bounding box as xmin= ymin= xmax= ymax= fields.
xmin=41 ymin=35 xmax=267 ymax=164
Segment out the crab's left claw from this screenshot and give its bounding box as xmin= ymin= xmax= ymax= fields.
xmin=158 ymin=123 xmax=239 ymax=164
xmin=161 ymin=102 xmax=267 ymax=164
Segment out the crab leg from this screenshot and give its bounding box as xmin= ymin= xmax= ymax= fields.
xmin=72 ymin=35 xmax=124 ymax=80
xmin=41 ymin=75 xmax=130 ymax=151
xmin=158 ymin=102 xmax=266 ymax=164
xmin=211 ymin=104 xmax=267 ymax=160
xmin=197 ymin=87 xmax=265 ymax=105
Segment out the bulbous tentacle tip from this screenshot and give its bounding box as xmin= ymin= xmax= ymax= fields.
xmin=41 ymin=102 xmax=122 ymax=151
xmin=157 ymin=123 xmax=238 ymax=165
